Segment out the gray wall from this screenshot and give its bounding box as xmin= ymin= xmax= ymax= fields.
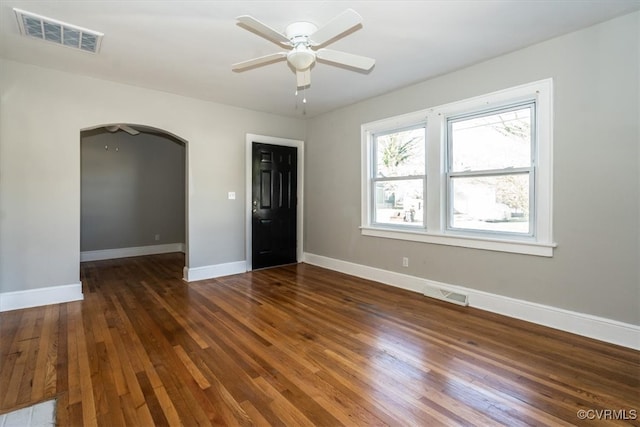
xmin=0 ymin=58 xmax=306 ymax=293
xmin=81 ymin=131 xmax=186 ymax=251
xmin=304 ymin=12 xmax=640 ymax=325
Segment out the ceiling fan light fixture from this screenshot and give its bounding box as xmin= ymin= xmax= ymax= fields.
xmin=287 ymin=48 xmax=315 ymax=71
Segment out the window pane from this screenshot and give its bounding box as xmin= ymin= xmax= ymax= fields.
xmin=374 ymin=179 xmax=424 ymax=227
xmin=450 ymin=174 xmax=529 ymax=233
xmin=375 ymin=127 xmax=425 ymax=178
xmin=450 ymin=106 xmax=531 ymax=172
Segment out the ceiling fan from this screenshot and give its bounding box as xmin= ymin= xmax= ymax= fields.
xmin=104 ymin=124 xmax=140 ymax=136
xmin=232 ymin=9 xmax=375 ymax=89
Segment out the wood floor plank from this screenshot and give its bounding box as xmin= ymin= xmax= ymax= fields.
xmin=173 ymin=344 xmax=211 ymax=390
xmin=1 ymin=253 xmax=638 ymax=426
xmin=1 ymin=308 xmax=39 ymax=409
xmin=43 ymin=305 xmax=60 ymax=398
xmin=3 ymin=339 xmax=30 ymax=408
xmin=54 ymin=305 xmax=70 ymax=425
xmin=88 ymin=293 xmax=128 ymax=398
xmin=135 ymin=370 xmax=170 ymax=426
xmin=72 ymin=302 xmax=98 ymax=427
xmin=65 ymin=304 xmax=82 ymax=407
xmin=30 ymin=304 xmax=53 ymax=402
xmin=239 ymin=400 xmax=274 ymax=427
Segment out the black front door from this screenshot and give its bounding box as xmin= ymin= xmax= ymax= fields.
xmin=252 ymin=142 xmax=297 ymax=269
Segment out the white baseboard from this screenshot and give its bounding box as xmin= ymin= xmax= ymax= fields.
xmin=0 ymin=283 xmax=83 ymax=312
xmin=183 ymin=261 xmax=246 ymax=282
xmin=302 ymin=252 xmax=640 ymax=350
xmin=81 ymin=243 xmax=185 ymax=262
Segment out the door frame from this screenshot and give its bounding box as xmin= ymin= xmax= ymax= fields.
xmin=245 ymin=134 xmax=304 ymax=271
xmin=80 ymin=124 xmax=190 ymax=275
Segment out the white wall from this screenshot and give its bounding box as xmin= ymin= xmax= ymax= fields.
xmin=0 ymin=59 xmax=306 ymax=293
xmin=304 ymin=12 xmax=640 ymax=325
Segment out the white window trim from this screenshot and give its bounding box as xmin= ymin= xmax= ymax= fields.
xmin=361 ymin=79 xmax=556 ymax=257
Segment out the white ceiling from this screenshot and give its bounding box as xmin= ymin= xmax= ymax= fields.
xmin=1 ymin=1 xmax=639 ymax=118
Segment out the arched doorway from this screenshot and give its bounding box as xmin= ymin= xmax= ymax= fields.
xmin=79 ymin=123 xmax=188 ymax=275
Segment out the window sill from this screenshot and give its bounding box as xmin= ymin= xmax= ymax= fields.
xmin=360 ymin=226 xmax=556 ymax=257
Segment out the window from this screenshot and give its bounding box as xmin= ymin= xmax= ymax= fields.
xmin=372 ymin=125 xmax=426 ymax=228
xmin=361 ymin=79 xmax=555 ymax=256
xmin=447 ymin=103 xmax=534 ymax=235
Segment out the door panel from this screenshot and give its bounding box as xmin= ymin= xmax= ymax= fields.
xmin=252 ymin=143 xmax=297 ymax=269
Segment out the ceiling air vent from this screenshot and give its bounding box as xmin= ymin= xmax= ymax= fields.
xmin=14 ymin=8 xmax=103 ymax=53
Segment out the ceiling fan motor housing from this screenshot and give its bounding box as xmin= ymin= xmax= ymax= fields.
xmin=284 ymin=21 xmax=318 ymax=40
xmin=285 ymin=22 xmax=318 ymax=71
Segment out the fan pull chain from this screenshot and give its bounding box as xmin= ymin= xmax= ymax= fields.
xmin=294 ymin=86 xmax=307 ymax=115
xmin=302 ymin=86 xmax=307 ymax=115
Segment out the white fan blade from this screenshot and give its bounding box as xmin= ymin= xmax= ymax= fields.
xmin=316 ymin=49 xmax=375 ymax=71
xmin=232 ymin=52 xmax=287 ymax=71
xmin=120 ymin=125 xmax=140 ymax=136
xmin=296 ymin=69 xmax=311 ymax=88
xmin=310 ymin=9 xmax=362 ymax=46
xmin=236 ymin=16 xmax=291 ymax=46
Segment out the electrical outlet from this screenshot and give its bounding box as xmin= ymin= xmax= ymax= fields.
xmin=402 ymin=257 xmax=409 ymax=267
xmin=155 ymin=234 xmax=160 ymax=241
xmin=228 ymin=191 xmax=236 ymax=200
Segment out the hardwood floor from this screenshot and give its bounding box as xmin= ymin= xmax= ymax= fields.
xmin=1 ymin=253 xmax=638 ymax=426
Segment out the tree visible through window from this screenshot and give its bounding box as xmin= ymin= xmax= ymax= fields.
xmin=373 ymin=126 xmax=425 ymax=227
